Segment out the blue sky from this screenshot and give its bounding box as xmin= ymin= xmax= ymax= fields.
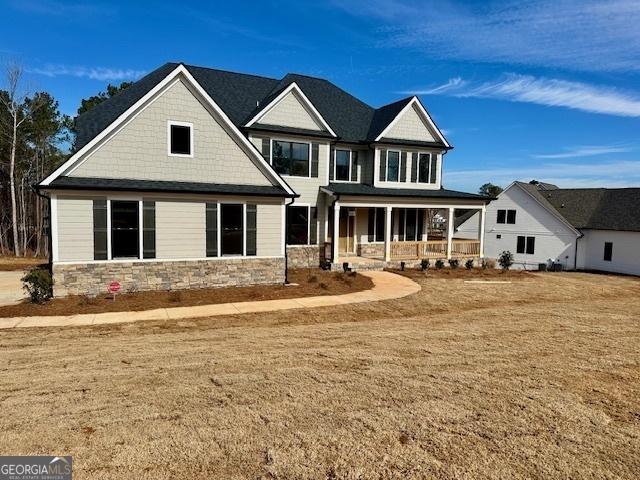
xmin=2 ymin=0 xmax=640 ymax=193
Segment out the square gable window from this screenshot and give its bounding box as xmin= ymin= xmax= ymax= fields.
xmin=168 ymin=121 xmax=193 ymax=156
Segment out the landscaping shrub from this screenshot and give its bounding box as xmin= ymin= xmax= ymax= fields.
xmin=481 ymin=258 xmax=496 ymax=270
xmin=498 ymin=251 xmax=514 ymax=270
xmin=465 ymin=258 xmax=474 ymax=270
xmin=448 ymin=259 xmax=459 ymax=269
xmin=435 ymin=259 xmax=445 ymax=269
xmin=307 ymin=275 xmax=318 ymax=283
xmin=22 ymin=267 xmax=53 ymax=304
xmin=420 ymin=259 xmax=430 ymax=271
xmin=168 ymin=291 xmax=182 ymax=303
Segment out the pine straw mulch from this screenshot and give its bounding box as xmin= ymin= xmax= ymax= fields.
xmin=0 ymin=269 xmax=373 ymax=318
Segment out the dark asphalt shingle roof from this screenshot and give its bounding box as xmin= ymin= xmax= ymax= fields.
xmin=74 ymin=62 xmax=449 ymax=149
xmin=517 ymin=181 xmax=640 ymax=232
xmin=325 ymin=183 xmax=490 ymax=201
xmin=46 ymin=176 xmax=293 ymax=197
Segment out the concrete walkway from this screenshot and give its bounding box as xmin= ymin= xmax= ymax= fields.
xmin=0 ymin=271 xmax=420 ymax=329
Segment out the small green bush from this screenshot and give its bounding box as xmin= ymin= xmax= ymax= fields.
xmin=435 ymin=259 xmax=445 ymax=269
xmin=420 ymin=259 xmax=430 ymax=271
xmin=481 ymin=258 xmax=495 ymax=270
xmin=22 ymin=267 xmax=53 ymax=304
xmin=498 ymin=251 xmax=514 ymax=270
xmin=465 ymin=258 xmax=474 ymax=270
xmin=448 ymin=259 xmax=459 ymax=269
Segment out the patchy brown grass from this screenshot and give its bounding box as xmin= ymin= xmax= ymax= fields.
xmin=0 ymin=269 xmax=372 ymax=317
xmin=0 ymin=272 xmax=639 ymax=479
xmin=0 ymin=256 xmax=45 ymax=272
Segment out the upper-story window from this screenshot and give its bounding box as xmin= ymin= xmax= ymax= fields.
xmin=386 ymin=151 xmax=400 ymax=182
xmin=334 ymin=149 xmax=357 ymax=182
xmin=417 ymin=153 xmax=438 ymax=184
xmin=168 ymin=121 xmax=193 ymax=157
xmin=497 ymin=209 xmax=516 ymax=224
xmin=272 ymin=140 xmax=310 ymax=177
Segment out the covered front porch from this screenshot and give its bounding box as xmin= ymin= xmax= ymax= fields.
xmin=321 ymin=188 xmax=488 ymax=268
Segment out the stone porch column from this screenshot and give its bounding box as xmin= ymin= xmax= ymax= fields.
xmin=384 ymin=206 xmax=392 ymax=261
xmin=446 ymin=207 xmax=454 ymax=260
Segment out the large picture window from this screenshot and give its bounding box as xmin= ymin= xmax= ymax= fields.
xmin=111 ymin=201 xmax=139 ymax=258
xmin=272 ymin=140 xmax=310 ymax=177
xmin=287 ymin=206 xmax=309 ymax=245
xmin=386 ymin=151 xmax=400 ymax=182
xmin=221 ymin=204 xmax=243 ymax=256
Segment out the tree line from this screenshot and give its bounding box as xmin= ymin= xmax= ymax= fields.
xmin=0 ymin=61 xmax=130 ymax=257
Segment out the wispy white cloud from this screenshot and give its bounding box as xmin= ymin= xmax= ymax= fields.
xmin=531 ymin=145 xmax=634 ymax=159
xmin=335 ymin=0 xmax=640 ymax=73
xmin=445 ymin=160 xmax=640 ymax=192
xmin=29 ymin=64 xmax=146 ymax=82
xmin=9 ymin=0 xmax=116 ymax=17
xmin=405 ymin=74 xmax=640 ymax=117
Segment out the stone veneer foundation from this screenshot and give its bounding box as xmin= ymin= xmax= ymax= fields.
xmin=357 ymin=243 xmax=385 ymax=259
xmin=52 ymin=257 xmax=286 ymax=297
xmin=286 ymin=245 xmax=323 ymax=268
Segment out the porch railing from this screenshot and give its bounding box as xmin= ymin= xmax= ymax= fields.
xmin=390 ymin=239 xmax=480 ymax=260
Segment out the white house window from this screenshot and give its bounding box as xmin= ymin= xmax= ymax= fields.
xmin=335 ymin=149 xmax=351 ymax=181
xmin=111 ymin=200 xmax=139 ymax=258
xmin=168 ymin=121 xmax=193 ymax=156
xmin=286 ymin=205 xmax=317 ymax=245
xmin=387 ymin=151 xmax=400 ymax=182
xmin=221 ymin=204 xmax=244 ymax=256
xmin=272 ymin=140 xmax=310 ymax=177
xmin=497 ymin=209 xmax=516 ymax=224
xmin=517 ymin=235 xmax=535 ymax=255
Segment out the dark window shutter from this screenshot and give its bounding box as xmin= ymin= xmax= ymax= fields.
xmin=411 ymin=153 xmax=417 ymax=182
xmin=497 ymin=210 xmax=506 ymax=224
xmin=379 ymin=149 xmax=387 ymax=181
xmin=246 ymin=204 xmax=257 ymax=255
xmin=93 ymin=199 xmax=108 ymax=260
xmin=351 ymin=151 xmax=358 ymax=182
xmin=400 ymin=152 xmax=407 ymax=182
xmin=507 ymin=210 xmax=516 ymax=224
xmin=309 ymin=207 xmax=317 ymax=245
xmin=329 ymin=146 xmax=335 ymax=181
xmin=311 ymin=143 xmax=319 ymax=178
xmin=516 ymin=236 xmax=525 ymax=254
xmin=261 ymin=137 xmax=271 ymax=162
xmin=368 ymin=208 xmax=375 ymax=242
xmin=142 ymin=201 xmax=156 ymax=259
xmin=206 ymin=203 xmax=218 ymax=257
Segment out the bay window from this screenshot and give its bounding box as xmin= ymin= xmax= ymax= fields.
xmin=387 ymin=151 xmax=400 ymax=182
xmin=272 ymin=140 xmax=310 ymax=177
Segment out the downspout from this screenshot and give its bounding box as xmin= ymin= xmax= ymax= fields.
xmin=33 ymin=185 xmax=52 ymax=274
xmin=284 ymin=196 xmax=295 ymax=284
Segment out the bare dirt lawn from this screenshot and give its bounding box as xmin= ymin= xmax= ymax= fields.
xmin=0 ymin=271 xmax=639 ymax=479
xmin=0 ymin=269 xmax=372 ymax=317
xmin=0 ymin=255 xmax=45 ymax=272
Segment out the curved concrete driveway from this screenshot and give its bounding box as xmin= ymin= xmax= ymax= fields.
xmin=0 ymin=271 xmax=420 ymax=329
xmin=0 ymin=271 xmax=27 ymax=306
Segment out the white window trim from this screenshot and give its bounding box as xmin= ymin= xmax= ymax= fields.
xmin=385 ymin=150 xmax=402 ymax=183
xmin=167 ymin=120 xmax=194 ymax=158
xmin=286 ymin=203 xmax=317 ymax=246
xmin=333 ymin=148 xmax=356 ymax=183
xmin=270 ymin=138 xmax=313 ymax=179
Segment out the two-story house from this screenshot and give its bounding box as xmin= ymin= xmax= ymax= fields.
xmin=38 ymin=63 xmax=491 ymax=296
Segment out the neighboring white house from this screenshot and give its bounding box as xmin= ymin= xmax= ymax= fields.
xmin=457 ymin=181 xmax=640 ymax=275
xmin=38 ymin=62 xmax=491 ymax=296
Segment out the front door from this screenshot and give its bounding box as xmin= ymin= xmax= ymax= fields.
xmin=339 ymin=208 xmax=355 ymax=254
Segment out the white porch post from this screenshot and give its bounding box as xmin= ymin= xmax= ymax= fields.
xmin=332 ymin=202 xmax=340 ymax=262
xmin=479 ymin=205 xmax=486 ymax=258
xmin=446 ymin=207 xmax=454 ymax=260
xmin=384 ymin=206 xmax=392 ymax=261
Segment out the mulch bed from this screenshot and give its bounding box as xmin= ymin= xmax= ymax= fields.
xmin=0 ymin=269 xmax=373 ymax=318
xmin=390 ymin=267 xmax=535 ymax=280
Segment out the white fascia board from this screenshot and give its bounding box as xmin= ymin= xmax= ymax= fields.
xmin=244 ymin=82 xmax=337 ymax=138
xmin=374 ymin=97 xmax=451 ymax=148
xmin=40 ymin=64 xmax=296 ymax=197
